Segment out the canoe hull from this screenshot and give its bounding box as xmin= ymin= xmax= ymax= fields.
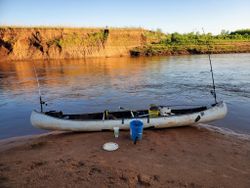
xmin=30 ymin=102 xmax=227 ymax=131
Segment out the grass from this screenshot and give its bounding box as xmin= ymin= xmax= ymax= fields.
xmin=58 ymin=31 xmax=108 ymax=47
xmin=131 ymin=30 xmax=250 ymax=56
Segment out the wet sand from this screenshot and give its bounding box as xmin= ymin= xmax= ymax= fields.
xmin=0 ymin=125 xmax=250 ymax=188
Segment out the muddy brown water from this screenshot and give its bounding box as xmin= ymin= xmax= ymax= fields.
xmin=0 ymin=54 xmax=250 ymax=139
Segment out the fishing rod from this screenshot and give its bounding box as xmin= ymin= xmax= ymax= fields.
xmin=32 ymin=63 xmax=45 ymax=112
xmin=202 ymin=28 xmax=217 ymax=104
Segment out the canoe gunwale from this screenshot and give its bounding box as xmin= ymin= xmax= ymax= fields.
xmin=42 ymin=105 xmax=209 ymax=122
xmin=30 ymin=101 xmax=227 ymax=131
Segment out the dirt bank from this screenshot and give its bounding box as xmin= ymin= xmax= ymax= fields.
xmin=0 ymin=27 xmax=155 ymax=60
xmin=0 ymin=126 xmax=250 ymax=188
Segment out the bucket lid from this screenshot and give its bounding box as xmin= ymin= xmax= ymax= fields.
xmin=103 ymin=142 xmax=119 ymax=151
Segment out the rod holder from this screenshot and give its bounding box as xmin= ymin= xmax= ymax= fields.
xmin=40 ymin=96 xmax=44 ymax=112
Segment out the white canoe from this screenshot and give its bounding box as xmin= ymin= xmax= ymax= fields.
xmin=30 ymin=102 xmax=227 ymax=131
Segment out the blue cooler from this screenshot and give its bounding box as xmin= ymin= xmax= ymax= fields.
xmin=130 ymin=120 xmax=143 ymax=144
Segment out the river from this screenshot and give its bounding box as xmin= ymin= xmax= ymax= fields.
xmin=0 ymin=53 xmax=250 ymax=139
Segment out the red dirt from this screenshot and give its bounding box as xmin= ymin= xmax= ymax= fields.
xmin=0 ymin=126 xmax=250 ymax=188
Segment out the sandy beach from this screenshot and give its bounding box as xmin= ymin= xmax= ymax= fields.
xmin=0 ymin=125 xmax=250 ymax=188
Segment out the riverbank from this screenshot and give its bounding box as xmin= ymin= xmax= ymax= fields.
xmin=0 ymin=27 xmax=149 ymax=61
xmin=1 ymin=27 xmax=250 ymax=60
xmin=130 ymin=41 xmax=250 ymax=56
xmin=0 ymin=125 xmax=250 ymax=187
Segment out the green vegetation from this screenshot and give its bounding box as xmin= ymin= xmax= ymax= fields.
xmin=132 ymin=29 xmax=250 ymax=56
xmin=45 ymin=30 xmax=109 ymax=49
xmin=144 ymin=29 xmax=168 ymax=43
xmin=229 ymin=29 xmax=250 ymax=36
xmin=46 ymin=38 xmax=62 ymax=49
xmin=59 ymin=31 xmax=107 ymax=47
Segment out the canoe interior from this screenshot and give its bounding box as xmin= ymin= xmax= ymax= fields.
xmin=44 ymin=106 xmax=207 ymax=121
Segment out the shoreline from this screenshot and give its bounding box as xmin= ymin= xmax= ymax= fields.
xmin=1 ymin=51 xmax=250 ymax=62
xmin=1 ymin=122 xmax=249 ymax=143
xmin=1 ymin=124 xmax=250 ymax=187
xmin=0 ymin=123 xmax=250 ymax=147
xmin=130 ymin=46 xmax=250 ymax=57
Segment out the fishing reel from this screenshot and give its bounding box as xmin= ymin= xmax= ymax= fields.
xmin=40 ymin=98 xmax=48 ymax=106
xmin=210 ymin=90 xmax=215 ymax=96
xmin=39 ymin=96 xmax=48 ymax=112
xmin=210 ymin=90 xmax=217 ymax=98
xmin=40 ymin=100 xmax=48 ymax=106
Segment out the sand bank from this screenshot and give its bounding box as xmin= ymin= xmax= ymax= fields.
xmin=0 ymin=125 xmax=250 ymax=188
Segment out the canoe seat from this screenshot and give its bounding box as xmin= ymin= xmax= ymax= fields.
xmin=45 ymin=111 xmax=63 ymax=118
